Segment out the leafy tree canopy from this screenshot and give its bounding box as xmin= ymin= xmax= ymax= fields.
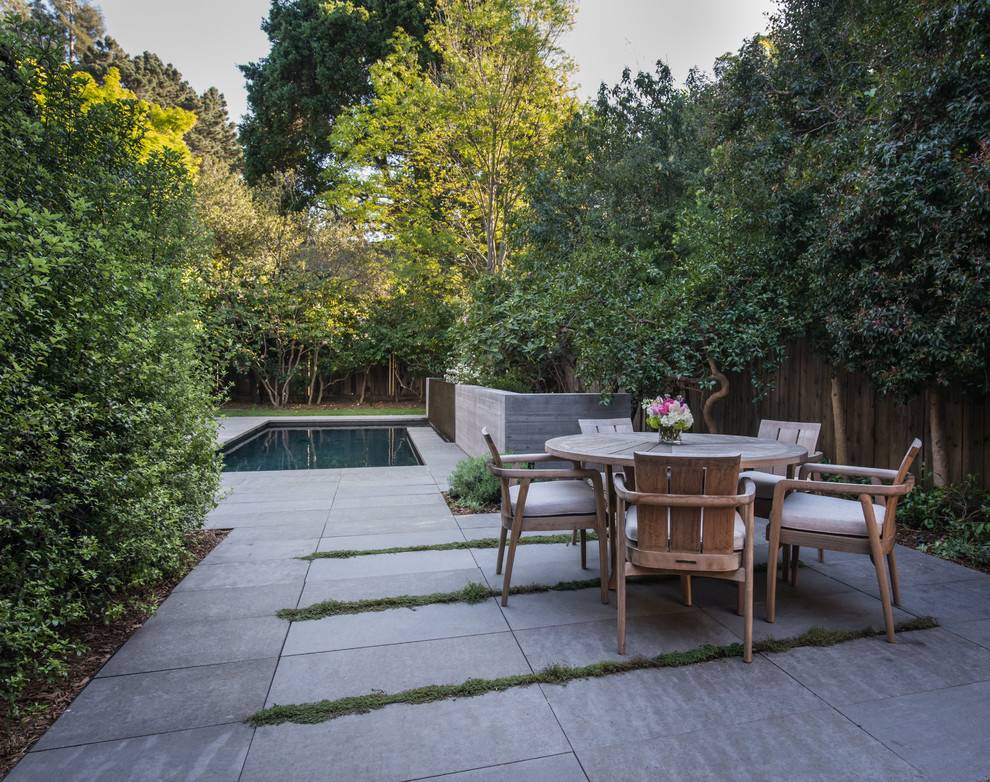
xmin=327 ymin=0 xmax=577 ymax=279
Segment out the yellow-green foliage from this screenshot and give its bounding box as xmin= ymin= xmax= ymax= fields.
xmin=74 ymin=67 xmax=197 ymax=171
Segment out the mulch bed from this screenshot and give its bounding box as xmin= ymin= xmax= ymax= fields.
xmin=442 ymin=492 xmax=499 ymax=516
xmin=0 ymin=528 xmax=230 ymax=779
xmin=896 ymin=528 xmax=990 ymax=576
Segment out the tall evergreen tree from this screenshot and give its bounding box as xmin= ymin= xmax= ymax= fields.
xmin=239 ymin=0 xmax=437 ymax=201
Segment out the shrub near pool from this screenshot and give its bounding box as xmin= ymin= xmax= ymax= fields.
xmin=447 ymin=456 xmax=501 ymax=511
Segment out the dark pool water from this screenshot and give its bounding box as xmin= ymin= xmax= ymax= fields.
xmin=222 ymin=426 xmax=423 ymax=471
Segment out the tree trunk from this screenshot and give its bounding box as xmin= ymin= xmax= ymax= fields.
xmin=701 ymin=359 xmax=729 ymax=434
xmin=358 ymin=371 xmax=371 ymax=405
xmin=928 ymin=391 xmax=948 ymax=487
xmin=830 ymin=375 xmax=849 ymax=465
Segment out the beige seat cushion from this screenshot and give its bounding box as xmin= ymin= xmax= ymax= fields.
xmin=509 ymin=480 xmax=599 ymax=517
xmin=780 ymin=491 xmax=886 ymax=536
xmin=624 ymin=506 xmax=745 ymax=550
xmin=739 ymin=469 xmax=786 ymax=500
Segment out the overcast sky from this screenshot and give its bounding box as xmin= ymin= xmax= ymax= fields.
xmin=94 ymin=0 xmax=777 ymax=126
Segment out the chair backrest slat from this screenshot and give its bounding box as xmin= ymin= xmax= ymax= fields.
xmin=633 ymin=453 xmax=741 ymax=555
xmin=756 ymin=419 xmax=821 ymax=475
xmin=578 ymin=417 xmax=634 ymax=434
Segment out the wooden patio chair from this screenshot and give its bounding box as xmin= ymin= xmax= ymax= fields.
xmin=740 ymin=419 xmax=824 ymax=565
xmin=573 ymin=417 xmax=635 ymax=543
xmin=765 ymin=438 xmax=922 ymax=643
xmin=482 ymin=428 xmax=608 ymax=607
xmin=614 ymin=453 xmax=756 ymax=662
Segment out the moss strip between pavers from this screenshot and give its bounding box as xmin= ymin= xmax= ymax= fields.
xmin=277 ymin=579 xmax=603 ymax=621
xmin=281 ymin=563 xmax=791 ymax=622
xmin=299 ymin=533 xmax=597 ymax=561
xmin=248 ymin=617 xmax=938 ymax=727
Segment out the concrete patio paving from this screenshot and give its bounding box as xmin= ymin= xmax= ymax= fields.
xmin=8 ymin=417 xmax=990 ymax=781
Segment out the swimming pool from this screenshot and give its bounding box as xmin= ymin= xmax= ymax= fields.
xmin=221 ymin=425 xmax=424 ymax=471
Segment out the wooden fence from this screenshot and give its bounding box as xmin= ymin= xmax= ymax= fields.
xmin=686 ymin=340 xmax=990 ymax=488
xmin=426 ymin=378 xmax=456 ymax=441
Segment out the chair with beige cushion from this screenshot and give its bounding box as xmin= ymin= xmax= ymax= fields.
xmin=740 ymin=419 xmax=823 ymax=518
xmin=574 ymin=417 xmax=634 ymax=543
xmin=614 ymin=452 xmax=756 ymax=661
xmin=765 ymin=438 xmax=922 ymax=642
xmin=740 ymin=419 xmax=824 ymax=566
xmin=482 ymin=428 xmax=608 ymax=607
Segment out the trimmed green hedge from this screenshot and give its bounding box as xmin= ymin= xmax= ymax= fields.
xmin=0 ymin=24 xmax=221 ymax=713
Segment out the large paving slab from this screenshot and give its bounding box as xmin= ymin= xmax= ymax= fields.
xmin=297 ymin=567 xmax=487 ymax=605
xmin=471 ymin=539 xmax=607 ymax=590
xmin=33 ymin=658 xmax=277 ymax=750
xmin=436 ymin=754 xmax=589 ymax=782
xmin=515 ymin=607 xmax=739 ymax=669
xmin=204 ymin=508 xmax=330 ymax=529
xmin=5 ymin=723 xmax=255 ymax=782
xmin=306 ymin=548 xmax=479 ymax=581
xmin=282 ymin=600 xmax=511 ymax=655
xmin=239 ymin=688 xmax=572 ymax=782
xmin=839 ymin=680 xmax=990 ymax=782
xmin=267 ymin=631 xmax=530 ymax=706
xmin=152 ymin=582 xmax=305 ymax=621
xmin=96 ymin=615 xmax=289 ymax=677
xmin=541 ymin=659 xmax=824 ymax=752
xmin=173 ymin=558 xmax=310 ymax=591
xmin=575 ymin=706 xmax=927 ymax=781
xmin=946 ymin=616 xmax=990 ymax=649
xmin=200 ymin=534 xmax=320 ymax=564
xmin=765 ymin=628 xmax=990 ymax=705
xmin=314 ymin=527 xmax=469 ymax=552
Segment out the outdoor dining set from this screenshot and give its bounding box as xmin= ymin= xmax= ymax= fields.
xmin=482 ymin=419 xmax=922 ymax=664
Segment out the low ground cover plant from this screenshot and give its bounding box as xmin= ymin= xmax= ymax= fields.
xmin=446 ymin=456 xmax=501 ymax=511
xmin=898 ymin=474 xmax=990 ymax=568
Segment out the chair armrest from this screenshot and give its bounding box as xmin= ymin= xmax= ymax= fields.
xmin=615 ymin=473 xmax=755 ymax=507
xmin=806 ymin=450 xmax=824 ymax=464
xmin=498 ymin=452 xmax=559 ymax=464
xmin=772 ymin=474 xmax=915 ymax=504
xmin=487 ymin=459 xmax=602 ymax=483
xmin=797 ymin=462 xmax=900 ymax=482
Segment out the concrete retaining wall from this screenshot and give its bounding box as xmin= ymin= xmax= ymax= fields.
xmin=426 ymin=379 xmax=631 ymax=459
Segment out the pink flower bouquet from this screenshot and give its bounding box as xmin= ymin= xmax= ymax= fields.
xmin=642 ymin=395 xmax=694 ymax=443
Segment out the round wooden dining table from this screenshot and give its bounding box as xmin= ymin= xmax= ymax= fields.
xmin=544 ymin=431 xmax=810 ymax=588
xmin=544 ymin=431 xmax=810 ymax=472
